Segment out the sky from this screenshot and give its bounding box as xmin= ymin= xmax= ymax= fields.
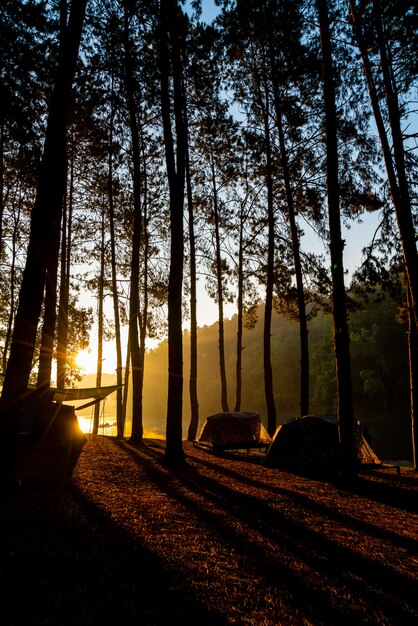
xmin=74 ymin=2 xmax=223 ymax=376
xmin=74 ymin=207 xmax=381 ymax=376
xmin=73 ymin=0 xmax=412 ymax=377
xmin=185 ymin=0 xmax=220 ymax=23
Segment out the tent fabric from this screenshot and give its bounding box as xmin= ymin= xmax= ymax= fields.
xmin=27 ymin=402 xmax=87 ymax=445
xmin=356 ymin=434 xmax=381 ymax=465
xmin=196 ymin=411 xmax=271 ymax=450
xmin=267 ymin=414 xmax=381 ymax=474
xmin=47 ymin=403 xmax=86 ymax=442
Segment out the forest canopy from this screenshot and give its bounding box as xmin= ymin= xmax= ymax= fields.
xmin=0 ymin=0 xmax=416 ymax=473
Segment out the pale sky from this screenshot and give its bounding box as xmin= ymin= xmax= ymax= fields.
xmin=74 ymin=0 xmax=399 ymax=377
xmin=74 ymin=209 xmax=380 ymax=377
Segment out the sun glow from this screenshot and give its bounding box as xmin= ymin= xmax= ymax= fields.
xmin=75 ymin=348 xmax=98 ymax=374
xmin=76 ymin=415 xmax=117 ymax=434
xmin=74 ymin=339 xmax=123 ymax=375
xmin=77 ymin=415 xmax=94 ymax=433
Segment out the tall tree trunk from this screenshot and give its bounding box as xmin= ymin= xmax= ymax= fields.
xmin=407 ymin=281 xmax=418 ymax=470
xmin=252 ymin=63 xmax=277 ymax=436
xmin=2 ymin=190 xmax=22 ymax=373
xmin=59 ymin=0 xmax=68 ymax=45
xmin=210 ymin=149 xmax=229 ymax=413
xmin=137 ymin=129 xmax=149 ymax=440
xmin=56 ymin=139 xmax=73 ymax=388
xmin=350 ymin=0 xmax=418 ymax=325
xmin=123 ymin=1 xmax=143 ymax=444
xmin=35 ymin=204 xmax=61 ymax=399
xmin=122 ymin=336 xmax=130 ymax=428
xmin=263 ymin=122 xmax=276 ymax=437
xmin=272 ymin=89 xmax=309 ymax=416
xmin=33 ymin=0 xmax=70 ymax=408
xmin=107 ymin=79 xmax=124 ymax=438
xmin=372 ymin=0 xmax=418 ymax=321
xmin=351 ymin=0 xmax=418 ymax=467
xmin=266 ymin=9 xmax=309 ymax=416
xmin=372 ymin=2 xmax=418 ymax=462
xmin=250 ymin=42 xmax=277 ymax=436
xmin=0 ymin=0 xmax=87 ymax=479
xmin=129 ymin=238 xmax=142 ymax=444
xmin=93 ymin=206 xmax=105 ymax=435
xmin=234 ymin=201 xmax=244 ymax=412
xmin=160 ymin=0 xmax=186 ymax=465
xmin=0 ymin=117 xmax=4 ymax=256
xmin=318 ymin=0 xmax=356 ymax=479
xmin=186 ymin=122 xmax=199 ymax=440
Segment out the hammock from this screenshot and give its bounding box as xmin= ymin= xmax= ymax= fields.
xmin=51 ymin=385 xmax=121 ymax=411
xmin=0 ymin=374 xmax=121 ymax=412
xmin=51 ymin=385 xmax=120 ymax=403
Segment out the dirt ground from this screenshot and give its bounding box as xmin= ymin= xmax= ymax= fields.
xmin=1 ymin=434 xmax=417 ymax=625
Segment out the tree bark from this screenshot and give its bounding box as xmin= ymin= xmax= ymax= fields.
xmin=250 ymin=41 xmax=277 ymax=436
xmin=137 ymin=125 xmax=149 ymax=442
xmin=93 ymin=206 xmax=105 ymax=435
xmin=186 ymin=135 xmax=199 ymax=440
xmin=0 ymin=117 xmax=4 ymax=256
xmin=234 ymin=200 xmax=244 ymax=412
xmin=160 ymin=0 xmax=186 ymax=465
xmin=107 ymin=76 xmax=124 ymax=438
xmin=350 ymin=0 xmax=418 ymax=325
xmin=210 ymin=149 xmax=229 ymax=413
xmin=56 ymin=138 xmax=73 ymax=388
xmin=2 ymin=0 xmax=87 ymax=403
xmin=318 ymin=0 xmax=356 ymax=479
xmin=35 ymin=203 xmax=61 ymax=408
xmin=2 ymin=192 xmax=21 ymax=373
xmin=263 ymin=122 xmax=276 ymax=437
xmin=372 ymin=0 xmax=418 ymax=321
xmin=350 ymin=0 xmax=418 ymax=467
xmin=406 ymin=281 xmax=418 ymax=470
xmin=271 ymin=84 xmax=309 ymax=416
xmin=122 ymin=336 xmax=130 ymax=428
xmin=123 ymin=1 xmax=143 ymax=444
xmin=0 ymin=0 xmax=87 ymax=479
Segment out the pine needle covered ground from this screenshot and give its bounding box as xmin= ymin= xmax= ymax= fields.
xmin=2 ymin=435 xmax=417 ymax=625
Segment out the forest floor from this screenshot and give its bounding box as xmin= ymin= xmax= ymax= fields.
xmin=1 ymin=434 xmax=418 ymax=625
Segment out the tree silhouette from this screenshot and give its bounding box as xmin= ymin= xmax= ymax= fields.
xmin=317 ymin=0 xmax=356 ymax=479
xmin=0 ymin=0 xmax=88 ymax=478
xmin=159 ymin=0 xmax=187 ymax=465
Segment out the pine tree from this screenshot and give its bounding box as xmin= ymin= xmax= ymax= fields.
xmin=0 ymin=0 xmax=88 ymax=479
xmin=159 ymin=0 xmax=187 ymax=465
xmin=318 ymin=0 xmax=356 ymax=479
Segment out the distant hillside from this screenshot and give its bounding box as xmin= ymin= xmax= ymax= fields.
xmin=142 ymin=299 xmax=411 ymax=459
xmin=76 ymin=298 xmax=412 ymax=459
xmin=141 ymin=307 xmax=329 ymax=437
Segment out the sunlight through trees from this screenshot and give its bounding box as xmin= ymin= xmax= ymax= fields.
xmin=0 ymin=0 xmax=417 ymax=475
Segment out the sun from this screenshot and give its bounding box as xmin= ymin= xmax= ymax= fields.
xmin=74 ymin=341 xmax=119 ymax=375
xmin=75 ymin=348 xmax=97 ymax=374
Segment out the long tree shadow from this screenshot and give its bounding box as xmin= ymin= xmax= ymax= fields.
xmin=196 ymin=445 xmax=418 ymax=514
xmin=126 ymin=440 xmax=417 ymax=550
xmin=346 ymin=473 xmax=418 ymax=513
xmin=190 ymin=452 xmax=418 ymax=549
xmin=2 ymin=450 xmax=228 ymax=625
xmin=115 ymin=438 xmax=418 ymax=625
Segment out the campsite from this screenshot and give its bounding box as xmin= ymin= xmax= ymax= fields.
xmin=2 ymin=426 xmax=417 ymax=625
xmin=1 ymin=1 xmax=418 ymax=623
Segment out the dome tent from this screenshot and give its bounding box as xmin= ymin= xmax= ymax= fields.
xmin=266 ymin=414 xmax=381 ymax=475
xmin=195 ymin=411 xmax=271 ymax=451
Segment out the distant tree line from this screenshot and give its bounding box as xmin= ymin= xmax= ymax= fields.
xmin=0 ymin=0 xmax=416 ymax=477
xmin=140 ymin=283 xmax=410 ymax=455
